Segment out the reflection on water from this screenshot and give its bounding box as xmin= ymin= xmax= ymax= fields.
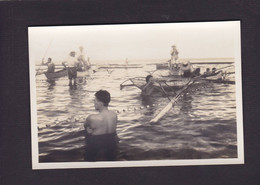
xmin=35 ymin=64 xmax=237 ymax=162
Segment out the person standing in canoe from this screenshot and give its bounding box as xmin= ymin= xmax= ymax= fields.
xmin=169 ymin=45 xmax=180 ymax=76
xmin=42 ymin=57 xmax=55 ymax=73
xmin=62 ymin=51 xmax=79 ymax=86
xmin=203 ymin=68 xmax=211 ymax=76
xmin=84 ymin=90 xmax=118 ymax=161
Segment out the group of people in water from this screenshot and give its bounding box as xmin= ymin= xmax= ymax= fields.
xmin=41 ymin=46 xmax=91 ymax=86
xmin=41 ymin=47 xmax=117 ymax=161
xmin=40 ymin=44 xmax=225 ymax=162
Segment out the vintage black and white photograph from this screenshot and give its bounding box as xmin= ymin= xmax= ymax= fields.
xmin=29 ymin=21 xmax=243 ymax=169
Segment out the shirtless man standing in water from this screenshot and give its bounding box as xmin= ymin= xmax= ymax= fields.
xmin=141 ymin=75 xmax=166 ymax=96
xmin=84 ymin=90 xmax=118 ymax=161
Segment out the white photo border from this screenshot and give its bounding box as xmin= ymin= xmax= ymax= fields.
xmin=29 ymin=21 xmax=244 ymax=169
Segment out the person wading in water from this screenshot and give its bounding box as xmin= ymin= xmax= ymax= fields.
xmin=42 ymin=57 xmax=55 ymax=73
xmin=62 ymin=51 xmax=79 ymax=86
xmin=84 ymin=90 xmax=118 ymax=161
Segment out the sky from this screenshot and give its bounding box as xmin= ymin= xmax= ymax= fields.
xmin=28 ymin=21 xmax=240 ymax=64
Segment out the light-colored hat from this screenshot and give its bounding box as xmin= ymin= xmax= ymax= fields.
xmin=183 ymin=60 xmax=189 ymax=65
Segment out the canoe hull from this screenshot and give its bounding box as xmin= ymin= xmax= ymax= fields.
xmin=44 ymin=69 xmax=91 ymax=80
xmin=44 ymin=69 xmax=67 ymax=79
xmin=122 ymin=74 xmax=234 ymax=91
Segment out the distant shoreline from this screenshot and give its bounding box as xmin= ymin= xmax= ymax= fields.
xmin=35 ymin=57 xmax=234 ymax=66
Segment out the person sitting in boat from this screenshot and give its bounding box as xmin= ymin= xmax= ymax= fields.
xmin=191 ymin=67 xmax=201 ymax=77
xmin=169 ymin=62 xmax=180 ymax=76
xmin=211 ymin=67 xmax=224 ymax=80
xmin=205 ymin=67 xmax=222 ymax=76
xmin=202 ymin=67 xmax=223 ymax=79
xmin=203 ymin=68 xmax=211 ymax=76
xmin=62 ymin=51 xmax=79 ymax=86
xmin=212 ymin=67 xmax=219 ymax=74
xmin=179 ymin=60 xmax=192 ymax=78
xmin=42 ymin=57 xmax=55 ymax=73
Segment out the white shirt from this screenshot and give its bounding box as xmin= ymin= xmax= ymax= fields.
xmin=67 ymin=56 xmax=78 ymax=67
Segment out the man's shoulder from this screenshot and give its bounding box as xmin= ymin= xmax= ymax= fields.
xmin=109 ymin=110 xmax=118 ymax=117
xmin=87 ymin=114 xmax=99 ymax=120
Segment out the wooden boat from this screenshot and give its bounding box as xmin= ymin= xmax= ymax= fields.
xmin=44 ymin=68 xmax=91 ymax=80
xmin=149 ymin=73 xmax=235 ymax=123
xmin=44 ymin=69 xmax=67 ymax=79
xmin=120 ymin=72 xmax=235 ymax=91
xmin=120 ymin=76 xmax=197 ymax=91
xmin=156 ymin=62 xmax=234 ymax=70
xmin=156 ymin=63 xmax=169 ymax=70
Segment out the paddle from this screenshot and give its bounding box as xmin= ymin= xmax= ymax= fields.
xmin=157 ymin=81 xmax=171 ymax=101
xmin=36 ymin=39 xmax=53 ymax=76
xmin=150 ymin=77 xmax=195 ymax=123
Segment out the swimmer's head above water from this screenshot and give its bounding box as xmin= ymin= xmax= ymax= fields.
xmin=94 ymin=90 xmax=111 ymax=109
xmin=145 ymin=75 xmax=153 ymax=83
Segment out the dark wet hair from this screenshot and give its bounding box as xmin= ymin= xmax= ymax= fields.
xmin=195 ymin=67 xmax=200 ymax=74
xmin=95 ymin=90 xmax=111 ymax=107
xmin=146 ymin=75 xmax=153 ymax=83
xmin=212 ymin=67 xmax=216 ymax=71
xmin=206 ymin=68 xmax=210 ymax=71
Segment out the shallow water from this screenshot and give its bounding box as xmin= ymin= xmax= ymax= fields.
xmin=35 ymin=63 xmax=237 ymax=162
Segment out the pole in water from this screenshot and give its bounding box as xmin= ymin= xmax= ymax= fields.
xmin=36 ymin=39 xmax=54 ymax=76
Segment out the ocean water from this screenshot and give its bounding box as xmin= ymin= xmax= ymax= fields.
xmin=35 ymin=62 xmax=237 ymax=162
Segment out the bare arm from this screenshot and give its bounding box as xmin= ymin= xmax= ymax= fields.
xmin=84 ymin=115 xmax=94 ymax=134
xmin=141 ymin=81 xmax=152 ymax=91
xmin=62 ymin=61 xmax=67 ymax=68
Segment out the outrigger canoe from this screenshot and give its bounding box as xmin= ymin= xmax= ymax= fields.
xmin=149 ymin=72 xmax=235 ymax=123
xmin=44 ymin=69 xmax=91 ymax=80
xmin=120 ymin=72 xmax=235 ymax=91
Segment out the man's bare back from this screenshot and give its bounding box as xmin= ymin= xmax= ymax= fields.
xmin=85 ymin=109 xmax=117 ymax=135
xmin=83 ymin=90 xmax=118 ymax=161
